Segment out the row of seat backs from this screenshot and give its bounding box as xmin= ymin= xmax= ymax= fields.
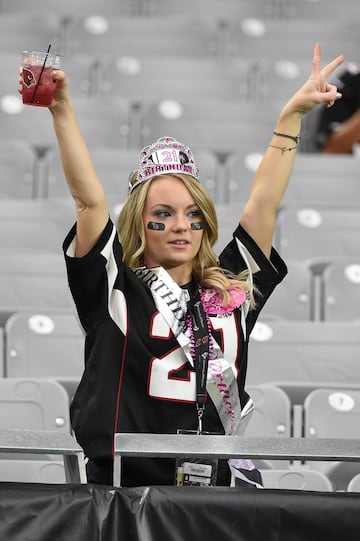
xmin=0 ymin=248 xmax=358 ymax=327
xmin=2 ymin=141 xmax=359 ymax=206
xmin=1 ymin=8 xmax=359 ymax=56
xmin=2 ymin=0 xmax=354 ymax=19
xmin=0 ymin=377 xmax=360 ymax=488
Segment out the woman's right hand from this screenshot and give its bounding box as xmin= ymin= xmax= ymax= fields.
xmin=18 ymin=67 xmax=70 ymax=110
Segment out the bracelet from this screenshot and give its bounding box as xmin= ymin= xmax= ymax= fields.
xmin=269 ymin=144 xmax=297 ymax=155
xmin=273 ymin=130 xmax=300 ymax=144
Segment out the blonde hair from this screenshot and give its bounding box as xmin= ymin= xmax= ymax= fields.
xmin=117 ymin=173 xmax=254 ymax=308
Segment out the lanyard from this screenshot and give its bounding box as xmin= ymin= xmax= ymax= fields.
xmin=188 ymin=287 xmax=210 ymax=433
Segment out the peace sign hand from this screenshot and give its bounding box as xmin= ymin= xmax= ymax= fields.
xmin=284 ymin=43 xmax=344 ymax=116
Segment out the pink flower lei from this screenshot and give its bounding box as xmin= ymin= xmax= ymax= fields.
xmin=200 ymin=287 xmax=247 ymax=315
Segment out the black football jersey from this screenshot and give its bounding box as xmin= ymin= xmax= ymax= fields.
xmin=63 ymin=218 xmax=287 ymax=486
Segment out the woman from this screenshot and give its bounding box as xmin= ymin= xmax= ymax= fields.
xmin=20 ymin=43 xmax=343 ymax=488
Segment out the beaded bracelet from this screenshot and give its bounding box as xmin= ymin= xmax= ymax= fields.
xmin=273 ymin=130 xmax=300 ymax=144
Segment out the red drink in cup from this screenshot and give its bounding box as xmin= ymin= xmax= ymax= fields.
xmin=21 ymin=50 xmax=62 ymax=107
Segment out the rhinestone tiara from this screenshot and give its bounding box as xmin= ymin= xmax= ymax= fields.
xmin=128 ymin=136 xmax=200 ymax=195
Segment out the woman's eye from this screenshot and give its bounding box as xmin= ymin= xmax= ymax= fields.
xmin=188 ymin=210 xmax=201 ymax=218
xmin=155 ymin=210 xmax=171 ymax=217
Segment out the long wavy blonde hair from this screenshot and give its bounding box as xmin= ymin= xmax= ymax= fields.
xmin=117 ymin=173 xmax=254 ymax=308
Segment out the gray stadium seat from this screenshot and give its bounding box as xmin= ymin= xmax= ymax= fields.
xmin=139 ymin=99 xmax=277 ymax=155
xmin=5 ymin=311 xmax=84 ymax=379
xmin=321 ymin=259 xmax=360 ymax=322
xmin=272 ymin=382 xmax=360 ymax=408
xmin=0 ymin=11 xmax=64 ymax=53
xmin=260 ymin=259 xmax=314 ymax=321
xmin=245 ymin=384 xmax=291 ymax=437
xmin=0 ymin=249 xmax=73 ymax=326
xmin=0 ymin=329 xmax=4 ymax=377
xmin=304 ymin=388 xmax=360 ymax=490
xmin=0 ymin=95 xmax=133 ymax=150
xmin=210 ymin=214 xmax=315 ymax=319
xmin=0 ymin=140 xmax=37 ymax=199
xmin=260 ymin=468 xmax=333 ymax=491
xmin=246 ymin=320 xmax=360 ymax=386
xmin=286 ymin=154 xmax=360 ymax=209
xmin=228 ymin=17 xmax=359 ymax=64
xmin=245 ymin=383 xmax=292 ymax=470
xmin=0 ymin=0 xmax=139 ymax=16
xmin=41 ymin=145 xmax=139 ymax=200
xmin=0 ymin=98 xmax=58 ymax=150
xmin=347 ymin=473 xmax=360 ymax=492
xmin=283 ymin=0 xmax=360 ymax=20
xmin=0 ymin=428 xmax=86 ymax=483
xmin=304 ymin=388 xmax=360 ymax=441
xmin=41 ymin=144 xmax=220 ymax=202
xmin=0 ymin=459 xmax=66 ymax=483
xmin=66 ymin=15 xmax=219 ymax=58
xmin=0 ymin=199 xmax=74 ymax=252
xmin=142 ymin=0 xmax=273 ymax=19
xmin=225 ymin=152 xmax=360 ymax=209
xmin=0 ymin=251 xmax=72 ymax=326
xmin=94 ymin=55 xmax=251 ymax=102
xmin=0 ymin=377 xmax=70 ymax=431
xmin=275 ymin=207 xmax=360 ymax=261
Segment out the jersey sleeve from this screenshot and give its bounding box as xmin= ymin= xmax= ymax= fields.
xmin=218 ymin=223 xmax=287 ymax=335
xmin=62 ymin=218 xmax=123 ymax=332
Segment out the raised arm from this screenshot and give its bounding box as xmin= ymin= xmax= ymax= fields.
xmin=20 ymin=69 xmax=109 ymax=257
xmin=240 ymin=43 xmax=344 ymax=258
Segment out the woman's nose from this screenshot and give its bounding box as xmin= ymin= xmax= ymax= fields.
xmin=172 ymin=215 xmax=188 ymax=232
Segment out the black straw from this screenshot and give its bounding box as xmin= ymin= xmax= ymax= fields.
xmin=31 ymin=44 xmax=52 ymax=104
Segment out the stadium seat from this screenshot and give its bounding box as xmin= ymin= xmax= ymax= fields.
xmin=321 ymin=259 xmax=360 ymax=322
xmin=0 ymin=428 xmax=86 ymax=483
xmin=0 ymin=377 xmax=70 ymax=431
xmin=139 ymin=99 xmax=277 ymax=155
xmin=275 ymin=207 xmax=360 ymax=261
xmin=0 ymin=0 xmax=140 ymax=16
xmin=41 ymin=144 xmax=220 ymax=202
xmin=246 ymin=320 xmax=360 ymax=386
xmin=287 ymin=154 xmax=360 ymax=209
xmin=225 ymin=152 xmax=360 ymax=209
xmin=0 ymin=12 xmax=64 ymax=54
xmin=304 ymin=388 xmax=360 ymax=441
xmin=304 ymin=388 xmax=360 ymax=490
xmin=227 ymin=17 xmax=359 ymax=64
xmin=283 ymin=0 xmax=360 ymax=20
xmin=142 ymin=0 xmax=274 ymax=19
xmin=0 ymin=459 xmax=66 ymax=483
xmin=66 ymin=15 xmax=219 ymax=58
xmin=347 ymin=473 xmax=360 ymax=492
xmin=0 ymin=140 xmax=37 ymax=199
xmin=0 ymin=199 xmax=74 ymax=252
xmin=245 ymin=384 xmax=291 ymax=438
xmin=5 ymin=311 xmax=84 ymax=379
xmin=94 ymin=55 xmax=251 ymax=102
xmin=0 ymin=96 xmax=57 ymax=150
xmin=0 ymin=251 xmax=72 ymax=325
xmin=257 ymin=259 xmax=314 ymax=321
xmin=0 ymin=329 xmax=3 ymax=377
xmin=260 ymin=468 xmax=333 ymax=491
xmin=272 ymin=381 xmax=360 ymax=408
xmin=41 ymin=145 xmax=139 ymax=200
xmin=0 ymin=94 xmax=133 ymax=150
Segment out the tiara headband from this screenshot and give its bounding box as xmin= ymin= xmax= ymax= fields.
xmin=128 ymin=136 xmax=200 ymax=195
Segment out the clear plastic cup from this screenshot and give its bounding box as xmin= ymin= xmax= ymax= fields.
xmin=21 ymin=50 xmax=62 ymax=107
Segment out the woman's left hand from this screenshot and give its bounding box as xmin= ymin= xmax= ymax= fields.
xmin=284 ymin=43 xmax=344 ymax=115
